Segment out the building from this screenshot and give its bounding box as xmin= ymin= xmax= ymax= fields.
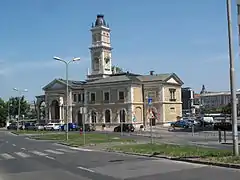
xmin=36 ymin=14 xmax=184 ymax=127
xmin=181 ymin=87 xmax=194 ymax=115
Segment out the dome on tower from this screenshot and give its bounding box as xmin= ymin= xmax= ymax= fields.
xmin=94 ymin=14 xmax=107 ymax=27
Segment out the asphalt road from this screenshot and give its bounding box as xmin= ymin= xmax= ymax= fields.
xmin=0 ymin=131 xmax=240 ymax=180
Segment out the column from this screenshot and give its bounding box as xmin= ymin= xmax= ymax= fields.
xmin=48 ymin=105 xmax=52 ymax=120
xmin=128 ymin=86 xmax=133 ymax=123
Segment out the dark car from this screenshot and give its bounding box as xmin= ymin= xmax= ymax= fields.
xmin=24 ymin=122 xmax=37 ymax=131
xmin=170 ymin=120 xmax=190 ymax=129
xmin=60 ymin=123 xmax=79 ymax=131
xmin=113 ymin=123 xmax=135 ymax=132
xmin=7 ymin=123 xmax=17 ymax=130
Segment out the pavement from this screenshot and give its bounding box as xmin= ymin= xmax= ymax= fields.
xmin=0 ymin=131 xmax=240 ymax=179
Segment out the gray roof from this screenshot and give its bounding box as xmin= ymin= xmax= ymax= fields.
xmin=58 ymin=79 xmax=86 ymax=88
xmin=86 ymin=72 xmax=178 ymax=85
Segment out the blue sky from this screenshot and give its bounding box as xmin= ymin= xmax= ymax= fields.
xmin=0 ymin=0 xmax=240 ymax=101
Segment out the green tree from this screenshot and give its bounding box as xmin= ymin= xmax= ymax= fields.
xmin=7 ymin=96 xmax=30 ymax=119
xmin=222 ymin=103 xmax=231 ymax=115
xmin=0 ymin=98 xmax=7 ymax=127
xmin=112 ymin=65 xmax=123 ymax=73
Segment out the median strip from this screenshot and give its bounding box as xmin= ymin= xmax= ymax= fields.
xmin=107 ymin=143 xmax=240 ymax=169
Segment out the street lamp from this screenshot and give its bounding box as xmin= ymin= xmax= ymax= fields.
xmin=226 ymin=0 xmax=239 ymax=156
xmin=54 ymin=56 xmax=81 ymax=141
xmin=13 ymin=88 xmax=28 ymax=131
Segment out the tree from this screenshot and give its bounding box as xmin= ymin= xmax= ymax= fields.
xmin=222 ymin=103 xmax=231 ymax=115
xmin=112 ymin=65 xmax=123 ymax=73
xmin=0 ymin=98 xmax=7 ymax=127
xmin=7 ymin=96 xmax=30 ymax=119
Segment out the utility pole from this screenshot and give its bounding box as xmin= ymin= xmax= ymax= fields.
xmin=226 ymin=0 xmax=239 ymax=156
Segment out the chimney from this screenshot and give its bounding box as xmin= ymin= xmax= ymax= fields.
xmin=150 ymin=70 xmax=154 ymax=75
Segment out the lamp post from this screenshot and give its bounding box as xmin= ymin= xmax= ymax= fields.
xmin=13 ymin=88 xmax=28 ymax=131
xmin=226 ymin=0 xmax=239 ymax=156
xmin=53 ymin=56 xmax=81 ymax=141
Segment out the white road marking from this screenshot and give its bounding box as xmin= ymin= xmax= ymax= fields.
xmin=44 ymin=149 xmax=64 ymax=154
xmin=12 ymin=144 xmax=16 ymax=146
xmin=30 ymin=150 xmax=48 ymax=156
xmin=56 ymin=148 xmax=77 ymax=153
xmin=45 ymin=156 xmax=55 ymax=160
xmin=77 ymin=166 xmax=95 ymax=173
xmin=14 ymin=152 xmax=30 ymax=158
xmin=0 ymin=153 xmax=15 ymax=160
xmin=5 ymin=141 xmax=8 ymax=143
xmin=21 ymin=148 xmax=26 ymax=150
xmin=70 ymin=147 xmax=93 ymax=152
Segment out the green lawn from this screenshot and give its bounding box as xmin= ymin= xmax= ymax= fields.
xmin=11 ymin=130 xmax=54 ymax=135
xmin=32 ymin=133 xmax=135 ymax=147
xmin=108 ymin=143 xmax=232 ymax=158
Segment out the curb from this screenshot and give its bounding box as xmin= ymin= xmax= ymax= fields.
xmin=106 ymin=150 xmax=240 ymax=169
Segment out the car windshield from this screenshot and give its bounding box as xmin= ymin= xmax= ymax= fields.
xmin=48 ymin=124 xmax=53 ymax=126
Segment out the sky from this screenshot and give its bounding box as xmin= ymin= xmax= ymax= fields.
xmin=0 ymin=0 xmax=240 ymax=102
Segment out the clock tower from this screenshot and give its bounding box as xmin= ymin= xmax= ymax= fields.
xmin=88 ymin=14 xmax=112 ymax=80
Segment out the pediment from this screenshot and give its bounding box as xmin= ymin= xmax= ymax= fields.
xmin=165 ymin=74 xmax=184 ymax=85
xmin=42 ymin=79 xmax=66 ymax=91
xmin=166 ymin=77 xmax=179 ymax=84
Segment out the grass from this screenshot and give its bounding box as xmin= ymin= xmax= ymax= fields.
xmin=32 ymin=133 xmax=136 ymax=147
xmin=205 ymin=156 xmax=240 ymax=164
xmin=11 ymin=130 xmax=54 ymax=135
xmin=108 ymin=143 xmax=232 ymax=158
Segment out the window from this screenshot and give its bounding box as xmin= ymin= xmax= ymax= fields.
xmin=238 ymin=5 xmax=240 ymax=15
xmin=104 ymin=91 xmax=110 ymax=102
xmin=82 ymin=93 xmax=85 ymax=102
xmin=90 ymin=93 xmax=96 ymax=102
xmin=118 ymin=91 xmax=125 ymax=100
xmin=73 ymin=94 xmax=77 ymax=102
xmin=169 ymin=88 xmax=176 ymax=101
xmin=78 ymin=94 xmax=82 ymax=102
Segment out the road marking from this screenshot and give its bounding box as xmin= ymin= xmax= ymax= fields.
xmin=0 ymin=153 xmax=15 ymax=160
xmin=30 ymin=150 xmax=48 ymax=156
xmin=56 ymin=148 xmax=77 ymax=153
xmin=45 ymin=156 xmax=55 ymax=160
xmin=21 ymin=148 xmax=26 ymax=150
xmin=14 ymin=152 xmax=30 ymax=158
xmin=77 ymin=166 xmax=95 ymax=173
xmin=70 ymin=147 xmax=93 ymax=152
xmin=5 ymin=141 xmax=8 ymax=143
xmin=12 ymin=144 xmax=16 ymax=146
xmin=44 ymin=149 xmax=64 ymax=154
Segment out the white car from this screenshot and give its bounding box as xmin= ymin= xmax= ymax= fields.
xmin=36 ymin=124 xmax=45 ymax=130
xmin=44 ymin=123 xmax=61 ymax=131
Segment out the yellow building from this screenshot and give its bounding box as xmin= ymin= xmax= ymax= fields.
xmin=36 ymin=14 xmax=183 ymax=127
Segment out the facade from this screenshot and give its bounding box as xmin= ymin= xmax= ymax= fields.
xmin=36 ymin=15 xmax=184 ymax=127
xmin=181 ymin=87 xmax=194 ymax=115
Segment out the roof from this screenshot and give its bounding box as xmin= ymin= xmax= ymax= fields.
xmin=86 ymin=72 xmax=183 ymax=85
xmin=42 ymin=78 xmax=86 ymax=91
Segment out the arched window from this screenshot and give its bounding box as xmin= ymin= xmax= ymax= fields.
xmin=119 ymin=109 xmax=126 ymax=123
xmin=105 ymin=109 xmax=111 ymax=123
xmin=91 ymin=111 xmax=97 ymax=123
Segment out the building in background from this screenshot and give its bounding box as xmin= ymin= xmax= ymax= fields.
xmin=181 ymin=87 xmax=194 ymax=116
xmin=36 ymin=14 xmax=184 ymax=127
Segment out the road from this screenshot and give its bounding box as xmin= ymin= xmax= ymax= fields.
xmin=0 ymin=131 xmax=240 ymax=179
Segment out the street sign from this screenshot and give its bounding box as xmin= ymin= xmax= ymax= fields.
xmin=148 ymin=98 xmax=152 ymax=105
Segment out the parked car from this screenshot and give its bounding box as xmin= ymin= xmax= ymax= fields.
xmin=7 ymin=123 xmax=18 ymax=130
xmin=35 ymin=123 xmax=45 ymax=131
xmin=60 ymin=123 xmax=79 ymax=131
xmin=113 ymin=123 xmax=135 ymax=132
xmin=24 ymin=123 xmax=37 ymax=131
xmin=44 ymin=123 xmax=61 ymax=131
xmin=170 ymin=120 xmax=191 ymax=129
